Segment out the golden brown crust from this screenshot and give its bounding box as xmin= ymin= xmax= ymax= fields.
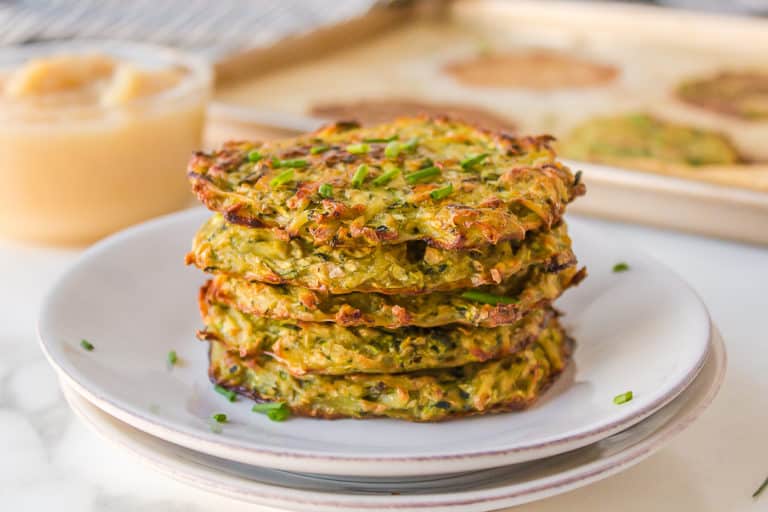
xmin=202 ymin=266 xmax=585 ymax=329
xmin=187 ymin=213 xmax=576 ymax=295
xmin=207 ymin=322 xmax=572 ymax=422
xmin=187 ymin=116 xmax=584 ymax=250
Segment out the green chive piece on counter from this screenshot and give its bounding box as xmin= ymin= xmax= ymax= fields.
xmin=310 ymin=144 xmax=330 ymax=155
xmin=346 ymin=143 xmax=369 ymax=154
xmin=214 ymin=385 xmax=236 ymax=402
xmin=460 ymin=153 xmax=488 ymax=170
xmin=384 ymin=141 xmax=401 ymax=159
xmin=247 ymin=150 xmax=262 ymax=162
xmin=754 ymin=476 xmax=768 ymax=499
xmin=274 ymin=158 xmax=308 ymax=169
xmin=363 ymin=135 xmax=398 ymax=143
xmin=430 ymin=183 xmax=454 ymax=200
xmin=167 ymin=350 xmax=178 ymax=366
xmin=613 ymin=262 xmax=630 ymax=273
xmin=318 ymin=183 xmax=333 ymax=198
xmin=613 ymin=391 xmax=633 ymax=405
xmin=406 ymin=166 xmax=441 ymax=184
xmin=211 ymin=413 xmax=227 ymax=423
xmin=80 ymin=339 xmax=94 ymax=351
xmin=269 ymin=169 xmax=295 ymax=188
xmin=252 ymin=402 xmax=291 ymax=422
xmin=402 ymin=138 xmax=419 ymax=152
xmin=460 ymin=291 xmax=517 ymax=305
xmin=351 ymin=164 xmax=369 ymax=188
xmin=372 ymin=168 xmax=400 ymax=186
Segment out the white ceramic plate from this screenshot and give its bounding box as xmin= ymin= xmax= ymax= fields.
xmin=60 ymin=329 xmax=725 ymax=512
xmin=39 ymin=208 xmax=712 ymax=476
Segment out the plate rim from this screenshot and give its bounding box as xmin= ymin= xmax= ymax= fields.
xmin=59 ymin=328 xmax=726 ymax=510
xmin=37 ymin=207 xmax=713 ymax=475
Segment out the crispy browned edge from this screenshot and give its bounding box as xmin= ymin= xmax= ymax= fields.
xmin=187 ymin=115 xmax=586 ymax=250
xmin=205 ymin=333 xmax=574 ymax=422
xmin=185 ymin=245 xmax=579 ymax=296
xmin=197 ymin=297 xmax=556 ymax=374
xmin=199 ymin=266 xmax=586 ymax=328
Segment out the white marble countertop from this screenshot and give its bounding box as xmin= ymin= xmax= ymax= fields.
xmin=1 ymin=215 xmax=766 ymax=511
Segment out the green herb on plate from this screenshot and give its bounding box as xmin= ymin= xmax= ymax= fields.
xmin=252 ymin=402 xmax=291 ymax=422
xmin=80 ymin=339 xmax=94 ymax=351
xmin=613 ymin=262 xmax=630 ymax=273
xmin=211 ymin=413 xmax=227 ymax=423
xmin=613 ymin=391 xmax=633 ymax=405
xmin=214 ymin=385 xmax=236 ymax=402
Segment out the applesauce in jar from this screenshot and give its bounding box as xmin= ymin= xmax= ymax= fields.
xmin=0 ymin=41 xmax=212 ymax=245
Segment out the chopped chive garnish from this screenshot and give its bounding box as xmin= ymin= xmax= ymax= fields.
xmin=460 ymin=153 xmax=488 ymax=170
xmin=402 ymin=138 xmax=419 ymax=152
xmin=214 ymin=385 xmax=236 ymax=402
xmin=167 ymin=350 xmax=178 ymax=367
xmin=406 ymin=166 xmax=441 ymax=184
xmin=372 ymin=168 xmax=400 ymax=186
xmin=613 ymin=262 xmax=630 ymax=273
xmin=318 ymin=183 xmax=333 ymax=198
xmin=351 ymin=164 xmax=369 ymax=188
xmin=384 ymin=141 xmax=401 ymax=159
xmin=363 ymin=135 xmax=398 ymax=143
xmin=211 ymin=413 xmax=227 ymax=423
xmin=346 ymin=143 xmax=369 ymax=154
xmin=310 ymin=144 xmax=330 ymax=155
xmin=430 ymin=183 xmax=454 ymax=200
xmin=247 ymin=150 xmax=262 ymax=162
xmin=574 ymin=169 xmax=583 ymax=186
xmin=272 ymin=158 xmax=307 ymax=169
xmin=613 ymin=391 xmax=633 ymax=405
xmin=269 ymin=169 xmax=294 ymax=188
xmin=460 ymin=291 xmax=517 ymax=305
xmin=753 ymin=476 xmax=768 ymax=498
xmin=80 ymin=339 xmax=94 ymax=351
xmin=252 ymin=402 xmax=291 ymax=422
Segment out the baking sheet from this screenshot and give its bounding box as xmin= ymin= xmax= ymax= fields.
xmin=207 ymin=0 xmax=768 ymax=244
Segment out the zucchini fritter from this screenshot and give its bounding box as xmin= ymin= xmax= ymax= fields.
xmin=188 ymin=116 xmax=584 ymax=250
xmin=208 ymin=317 xmax=571 ymax=422
xmin=186 ymin=214 xmax=575 ymax=295
xmin=200 ymin=299 xmax=554 ymax=375
xmin=560 ymin=113 xmax=741 ymax=167
xmin=203 ymin=265 xmax=584 ymax=328
xmin=677 ymin=71 xmax=768 ymax=121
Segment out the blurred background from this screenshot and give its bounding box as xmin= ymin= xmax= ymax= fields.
xmin=1 ymin=0 xmax=767 ymax=246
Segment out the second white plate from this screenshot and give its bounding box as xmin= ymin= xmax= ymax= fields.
xmin=39 ymin=208 xmax=711 ymax=476
xmin=60 ymin=329 xmax=725 ymax=511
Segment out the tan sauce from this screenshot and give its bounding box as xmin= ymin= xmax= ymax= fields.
xmin=0 ymin=52 xmax=209 ymax=245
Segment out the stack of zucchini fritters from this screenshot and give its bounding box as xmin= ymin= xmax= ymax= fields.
xmin=186 ymin=117 xmax=585 ymax=422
